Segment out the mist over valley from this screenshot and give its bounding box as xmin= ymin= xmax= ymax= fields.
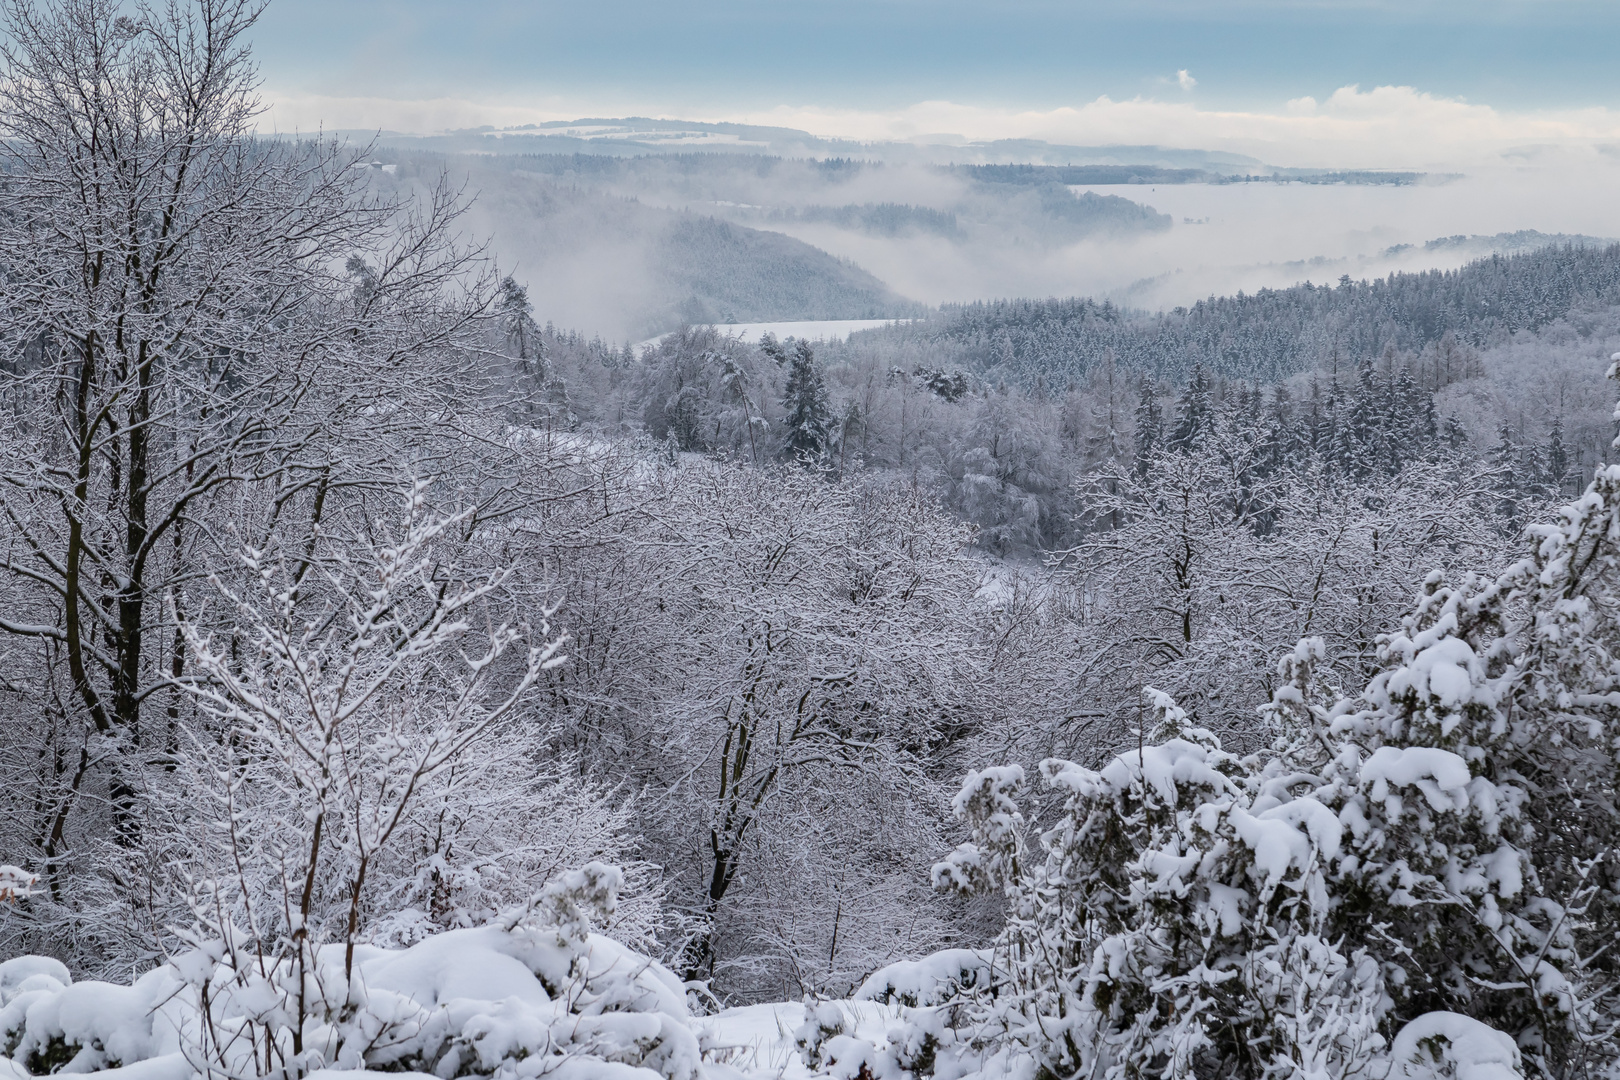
xmin=361 ymin=121 xmax=1620 ymax=342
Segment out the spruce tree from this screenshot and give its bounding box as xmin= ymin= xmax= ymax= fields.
xmin=1417 ymin=393 xmax=1440 ymax=457
xmin=1490 ymin=422 xmax=1523 ymax=524
xmin=1386 ymin=365 xmax=1418 ymax=473
xmin=760 ymin=332 xmax=789 ymax=367
xmin=780 ymin=338 xmax=833 ymax=463
xmin=1169 ymin=362 xmax=1212 ymax=451
xmin=1547 ymin=416 xmax=1570 ymax=494
xmin=1343 ymin=360 xmax=1380 ymax=477
xmin=1259 ymin=383 xmax=1299 ymax=474
xmin=1132 ymin=377 xmax=1164 ymax=473
xmin=498 ymin=275 xmax=556 ymax=420
xmin=1304 ymin=375 xmax=1332 ymax=457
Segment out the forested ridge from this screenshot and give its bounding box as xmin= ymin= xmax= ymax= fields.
xmin=2 ymin=3 xmax=1620 ymax=1080
xmin=875 ymin=241 xmax=1620 ymax=384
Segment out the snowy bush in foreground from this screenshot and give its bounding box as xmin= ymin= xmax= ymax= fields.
xmin=0 ymin=864 xmax=702 ymax=1080
xmin=801 ymin=368 xmax=1620 ymax=1080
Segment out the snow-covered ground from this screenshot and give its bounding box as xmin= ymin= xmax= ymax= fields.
xmin=701 ymin=1001 xmax=903 ymax=1080
xmin=0 ymin=917 xmax=1531 ymax=1080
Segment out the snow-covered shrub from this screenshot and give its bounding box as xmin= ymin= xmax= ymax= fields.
xmin=795 ymin=1001 xmax=851 ymax=1071
xmin=1390 ymin=1013 xmax=1523 ymax=1080
xmin=0 ymin=864 xmax=703 ymax=1080
xmin=793 ymin=999 xmax=976 ymax=1080
xmin=856 ymin=950 xmax=995 ymax=1009
xmin=928 ymin=689 xmax=1394 ymax=1080
xmin=902 ymin=367 xmax=1620 ymax=1078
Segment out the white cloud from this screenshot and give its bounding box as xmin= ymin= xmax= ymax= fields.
xmin=260 ymin=91 xmax=607 ymax=136
xmin=744 ymin=88 xmax=1620 ymax=170
xmin=258 ymin=84 xmax=1620 ymax=171
xmin=1177 ymin=69 xmax=1197 ymax=91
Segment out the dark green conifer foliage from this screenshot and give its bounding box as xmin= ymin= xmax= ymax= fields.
xmin=780 ymin=338 xmax=833 ymax=462
xmin=1132 ymin=376 xmax=1164 ymax=473
xmin=1169 ymin=363 xmax=1213 ymax=451
xmin=1490 ymin=422 xmax=1524 ymax=525
xmin=1547 ymin=416 xmax=1571 ymax=494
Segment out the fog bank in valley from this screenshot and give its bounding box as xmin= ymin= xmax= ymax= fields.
xmin=367 ymin=133 xmax=1620 ymax=340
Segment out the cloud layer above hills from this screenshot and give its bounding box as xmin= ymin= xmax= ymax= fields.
xmin=263 ymin=85 xmax=1620 ymax=172
xmin=254 ymin=0 xmax=1620 ymax=169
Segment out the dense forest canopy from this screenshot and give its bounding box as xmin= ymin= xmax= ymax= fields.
xmin=862 ymin=241 xmax=1620 ymax=385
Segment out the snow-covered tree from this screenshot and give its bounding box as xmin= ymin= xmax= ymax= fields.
xmin=948 ymin=391 xmax=1068 ymax=552
xmin=781 ymin=339 xmax=834 ymax=463
xmin=0 ymin=0 xmax=491 ymax=966
xmin=522 ymin=460 xmax=981 ymax=999
xmin=1069 ymin=448 xmax=1506 ymax=746
xmin=864 ymin=354 xmax=1620 ymax=1080
xmin=166 ymin=483 xmax=562 ymax=1038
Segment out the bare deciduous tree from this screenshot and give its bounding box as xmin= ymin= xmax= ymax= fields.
xmin=0 ymin=0 xmax=491 ymax=952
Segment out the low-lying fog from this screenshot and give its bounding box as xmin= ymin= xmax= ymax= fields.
xmin=414 ymin=145 xmax=1620 ymax=340
xmin=770 ymin=165 xmax=1620 ymax=312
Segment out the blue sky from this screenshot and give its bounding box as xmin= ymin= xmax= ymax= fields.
xmin=254 ymin=0 xmax=1620 ymax=118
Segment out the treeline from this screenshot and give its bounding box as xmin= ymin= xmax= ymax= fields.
xmin=955 ymin=162 xmax=1210 ymax=185
xmin=530 ymin=297 xmax=1610 ymax=554
xmin=853 ymin=242 xmax=1620 ymax=385
xmin=769 ymin=202 xmax=962 ymax=238
xmin=952 ymin=163 xmax=1428 ymax=185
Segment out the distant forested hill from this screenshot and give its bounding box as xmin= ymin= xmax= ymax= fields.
xmin=658 ymin=216 xmax=917 ymax=324
xmin=458 ymin=153 xmax=1175 ymax=247
xmin=377 ymin=154 xmax=917 ymax=337
xmin=769 ymin=202 xmax=962 ymax=239
xmin=957 ymin=163 xmax=1210 ymax=185
xmin=861 ymin=242 xmax=1620 ymax=385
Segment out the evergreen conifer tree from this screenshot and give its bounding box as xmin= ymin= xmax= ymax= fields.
xmin=1418 ymin=393 xmax=1441 ymax=457
xmin=1132 ymin=377 xmax=1164 ymax=473
xmin=1343 ymin=360 xmax=1381 ymax=477
xmin=1547 ymin=416 xmax=1570 ymax=494
xmin=760 ymin=332 xmax=789 ymax=367
xmin=1490 ymin=422 xmax=1524 ymax=524
xmin=1386 ymin=365 xmax=1418 ymax=473
xmin=1304 ymin=375 xmax=1332 ymax=457
xmin=498 ymin=276 xmax=559 ymax=420
xmin=1260 ymin=383 xmax=1300 ymax=474
xmin=780 ymin=338 xmax=833 ymax=463
xmin=1169 ymin=363 xmax=1213 ymax=451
